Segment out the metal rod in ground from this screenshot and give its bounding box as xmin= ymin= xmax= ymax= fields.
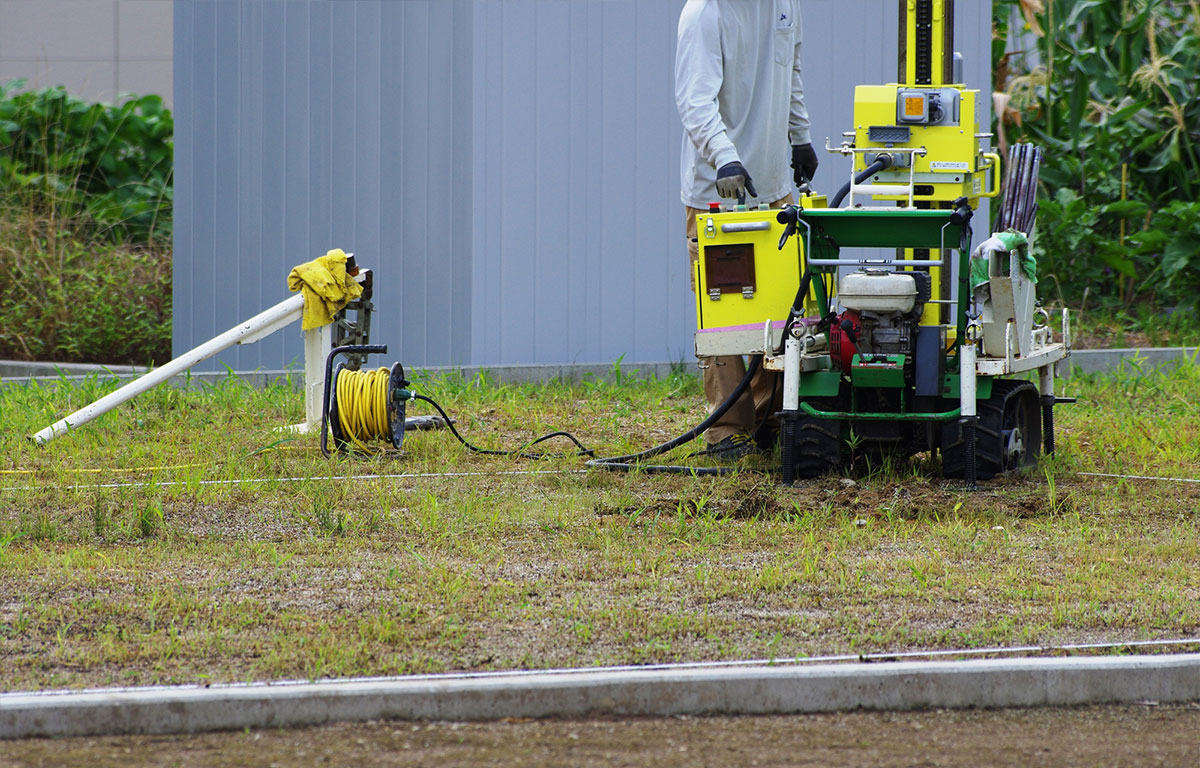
xmin=780 ymin=420 xmax=796 ymax=485
xmin=1042 ymin=397 xmax=1055 ymax=455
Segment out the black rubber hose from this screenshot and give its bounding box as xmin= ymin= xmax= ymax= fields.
xmin=830 ymin=158 xmax=891 ymax=209
xmin=587 ymin=356 xmax=762 ymax=475
xmin=411 ymin=393 xmax=594 ymax=460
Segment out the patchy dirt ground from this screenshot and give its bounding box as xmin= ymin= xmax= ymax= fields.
xmin=6 ymin=705 xmax=1200 ymax=767
xmin=3 ymin=359 xmax=1199 ymax=702
xmin=2 ymin=468 xmax=1199 ymax=692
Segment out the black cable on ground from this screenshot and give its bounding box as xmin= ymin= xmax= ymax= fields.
xmin=394 ymin=361 xmax=767 ymax=476
xmin=411 ymin=393 xmax=595 ymax=460
xmin=586 ymin=356 xmax=763 ymax=476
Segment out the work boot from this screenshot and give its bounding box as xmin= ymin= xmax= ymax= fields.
xmin=753 ymin=429 xmax=782 ymax=453
xmin=753 ymin=423 xmax=780 ymax=452
xmin=703 ymin=433 xmax=760 ymax=462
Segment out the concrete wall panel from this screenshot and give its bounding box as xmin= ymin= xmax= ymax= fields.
xmin=0 ymin=0 xmax=115 ymax=60
xmin=119 ymin=0 xmax=174 ymax=60
xmin=0 ymin=0 xmax=171 ymax=104
xmin=116 ymin=60 xmax=173 ymax=99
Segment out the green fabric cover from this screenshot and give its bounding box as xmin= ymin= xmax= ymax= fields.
xmin=970 ymin=229 xmax=1035 ymax=290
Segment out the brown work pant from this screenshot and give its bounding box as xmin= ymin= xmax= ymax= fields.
xmin=686 ymin=194 xmax=792 ymax=446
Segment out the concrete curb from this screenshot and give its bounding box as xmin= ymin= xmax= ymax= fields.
xmin=0 ymin=361 xmax=681 ymax=388
xmin=1065 ymin=346 xmax=1198 ymax=377
xmin=1 ymin=349 xmax=1195 ymax=389
xmin=3 ymin=654 xmax=1200 ymax=739
xmin=0 ymin=360 xmax=148 ymax=379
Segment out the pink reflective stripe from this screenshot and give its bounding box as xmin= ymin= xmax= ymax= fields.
xmin=698 ymin=321 xmax=788 ymax=333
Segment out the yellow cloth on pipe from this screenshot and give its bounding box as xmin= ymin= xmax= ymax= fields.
xmin=287 ymin=249 xmax=363 ymax=330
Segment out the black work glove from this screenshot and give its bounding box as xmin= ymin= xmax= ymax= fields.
xmin=791 ymin=143 xmax=819 ymax=187
xmin=715 ymin=161 xmax=757 ymax=201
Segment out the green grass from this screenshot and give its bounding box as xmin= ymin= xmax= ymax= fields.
xmin=0 ymin=200 xmax=172 ymax=365
xmin=1 ymin=360 xmax=1198 ymax=691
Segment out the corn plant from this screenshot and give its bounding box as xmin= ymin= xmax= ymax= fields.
xmin=993 ymin=0 xmax=1200 ymax=309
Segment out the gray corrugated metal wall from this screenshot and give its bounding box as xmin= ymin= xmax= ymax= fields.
xmin=174 ymin=0 xmax=992 ymax=371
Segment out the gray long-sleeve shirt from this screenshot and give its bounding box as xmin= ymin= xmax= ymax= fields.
xmin=676 ymin=0 xmax=811 ymax=208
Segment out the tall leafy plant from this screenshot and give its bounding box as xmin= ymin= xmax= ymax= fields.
xmin=993 ymin=0 xmax=1200 ymax=308
xmin=0 ymin=80 xmax=173 ymax=244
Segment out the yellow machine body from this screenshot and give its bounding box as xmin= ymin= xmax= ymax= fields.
xmin=843 ymin=0 xmax=998 ymax=326
xmin=692 ymin=0 xmax=996 ymax=344
xmin=851 ymin=84 xmax=992 ymax=204
xmin=693 ymin=196 xmax=826 ymax=357
xmin=850 ymin=82 xmax=996 ymax=325
xmin=847 ymin=0 xmax=998 ymax=208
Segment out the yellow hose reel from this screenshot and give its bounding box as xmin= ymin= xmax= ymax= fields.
xmin=320 ymin=344 xmax=411 ymax=456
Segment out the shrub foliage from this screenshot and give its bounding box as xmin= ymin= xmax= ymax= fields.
xmin=0 ymin=223 xmax=171 ymax=366
xmin=0 ymin=79 xmax=172 ymax=243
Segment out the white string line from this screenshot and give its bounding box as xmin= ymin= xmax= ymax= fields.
xmin=17 ymin=637 xmax=1200 ymax=698
xmin=1078 ymin=472 xmax=1200 ymax=484
xmin=4 ymin=469 xmax=1200 ymax=494
xmin=0 ymin=469 xmax=590 ymax=493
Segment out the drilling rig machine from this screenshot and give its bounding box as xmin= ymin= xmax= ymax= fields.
xmin=693 ymin=0 xmax=1070 ymax=486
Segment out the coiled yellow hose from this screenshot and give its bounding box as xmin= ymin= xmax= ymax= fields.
xmin=335 ymin=367 xmax=394 ymax=451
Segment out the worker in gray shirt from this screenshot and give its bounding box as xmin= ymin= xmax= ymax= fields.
xmin=676 ymin=0 xmax=817 ymax=459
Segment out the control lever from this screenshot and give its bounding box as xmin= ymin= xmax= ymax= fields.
xmin=950 ymin=196 xmax=973 ymax=226
xmin=776 ymin=204 xmax=800 ymax=250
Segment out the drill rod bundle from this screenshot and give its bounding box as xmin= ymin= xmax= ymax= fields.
xmin=996 ymin=143 xmax=1042 ymax=234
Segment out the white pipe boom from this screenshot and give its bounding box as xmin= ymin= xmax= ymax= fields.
xmin=30 ymin=293 xmax=306 ymax=445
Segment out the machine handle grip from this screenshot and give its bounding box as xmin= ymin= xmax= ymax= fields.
xmin=721 ymin=222 xmax=771 ymax=233
xmin=981 ymin=152 xmax=1002 ymax=199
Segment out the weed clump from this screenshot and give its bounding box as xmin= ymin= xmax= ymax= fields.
xmin=0 ymin=81 xmax=173 ymax=365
